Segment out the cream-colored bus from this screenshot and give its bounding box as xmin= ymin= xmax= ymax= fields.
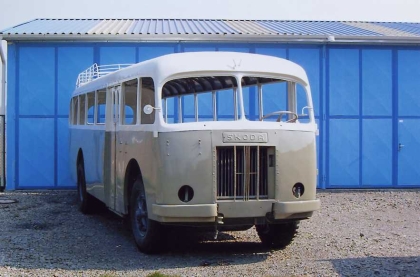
xmin=69 ymin=52 xmax=320 ymax=253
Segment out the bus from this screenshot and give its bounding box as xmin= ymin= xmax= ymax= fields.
xmin=69 ymin=52 xmax=320 ymax=253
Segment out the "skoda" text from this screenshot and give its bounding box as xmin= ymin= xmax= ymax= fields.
xmin=222 ymin=132 xmax=268 ymax=143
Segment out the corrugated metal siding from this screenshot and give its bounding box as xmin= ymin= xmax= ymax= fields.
xmin=224 ymin=20 xmax=271 ymax=34
xmin=344 ymin=22 xmax=417 ymax=37
xmin=257 ymin=21 xmax=380 ymax=36
xmin=2 ymin=19 xmax=240 ymax=36
xmin=2 ymin=19 xmax=420 ymax=39
xmin=375 ymin=22 xmax=420 ymax=36
xmin=94 ymin=19 xmax=239 ymax=35
xmin=3 ymin=19 xmax=101 ymax=35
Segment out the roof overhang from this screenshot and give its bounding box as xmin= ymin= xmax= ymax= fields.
xmin=3 ymin=34 xmax=420 ymax=45
xmin=3 ymin=19 xmax=420 ymax=45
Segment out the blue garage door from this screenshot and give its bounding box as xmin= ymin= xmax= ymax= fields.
xmin=397 ymin=50 xmax=420 ymax=186
xmin=361 ymin=49 xmax=393 ymax=187
xmin=327 ymin=47 xmax=393 ymax=188
xmin=9 ymin=44 xmax=95 ymax=189
xmin=17 ymin=46 xmax=56 ymax=188
xmin=327 ymin=48 xmax=360 ymax=188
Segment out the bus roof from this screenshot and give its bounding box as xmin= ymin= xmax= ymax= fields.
xmin=73 ymin=52 xmax=309 ymax=95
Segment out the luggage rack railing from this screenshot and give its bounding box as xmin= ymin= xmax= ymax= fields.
xmin=76 ymin=63 xmax=133 ymax=88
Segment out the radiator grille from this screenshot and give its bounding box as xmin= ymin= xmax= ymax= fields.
xmin=216 ymin=146 xmax=269 ymax=200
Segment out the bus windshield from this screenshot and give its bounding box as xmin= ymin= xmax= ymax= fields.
xmin=161 ymin=75 xmax=311 ymax=124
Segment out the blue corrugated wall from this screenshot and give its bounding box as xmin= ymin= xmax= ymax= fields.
xmin=6 ymin=42 xmax=420 ymax=189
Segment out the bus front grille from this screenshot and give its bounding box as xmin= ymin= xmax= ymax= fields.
xmin=216 ymin=146 xmax=270 ymax=200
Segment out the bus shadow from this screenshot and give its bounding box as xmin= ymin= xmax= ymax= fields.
xmin=90 ymin=210 xmax=272 ymax=270
xmin=326 ymin=256 xmax=420 ymax=276
xmin=1 ymin=191 xmax=271 ymax=271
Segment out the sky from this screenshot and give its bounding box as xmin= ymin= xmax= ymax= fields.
xmin=1 ymin=0 xmax=420 ymax=31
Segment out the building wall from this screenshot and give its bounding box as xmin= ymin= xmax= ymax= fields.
xmin=6 ymin=41 xmax=420 ymax=189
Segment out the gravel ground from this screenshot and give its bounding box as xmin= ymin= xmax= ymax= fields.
xmin=0 ymin=190 xmax=419 ymax=277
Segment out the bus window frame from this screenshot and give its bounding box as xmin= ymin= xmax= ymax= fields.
xmin=96 ymin=88 xmax=107 ymax=125
xmin=140 ymin=77 xmax=156 ymax=125
xmin=86 ymin=91 xmax=96 ymax=125
xmin=120 ymin=78 xmax=139 ymax=126
xmin=78 ymin=94 xmax=87 ymax=125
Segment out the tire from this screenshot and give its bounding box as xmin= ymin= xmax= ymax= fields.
xmin=256 ymin=221 xmax=299 ymax=249
xmin=77 ymin=162 xmax=95 ymax=214
xmin=130 ymin=177 xmax=164 ymax=254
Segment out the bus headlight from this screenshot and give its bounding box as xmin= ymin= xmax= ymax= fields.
xmin=292 ymin=183 xmax=305 ymax=198
xmin=178 ymin=185 xmax=194 ymax=202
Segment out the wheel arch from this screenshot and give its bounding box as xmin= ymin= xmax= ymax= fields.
xmin=124 ymin=158 xmax=143 ymax=213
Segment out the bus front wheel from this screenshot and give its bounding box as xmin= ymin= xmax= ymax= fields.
xmin=256 ymin=221 xmax=299 ymax=249
xmin=130 ymin=177 xmax=164 ymax=254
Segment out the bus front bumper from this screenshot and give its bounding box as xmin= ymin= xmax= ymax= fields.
xmin=272 ymin=199 xmax=321 ymax=219
xmin=152 ymin=199 xmax=320 ymax=223
xmin=152 ymin=204 xmax=217 ymax=223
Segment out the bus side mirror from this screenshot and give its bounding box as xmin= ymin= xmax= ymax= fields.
xmin=143 ymin=104 xmax=154 ymax=115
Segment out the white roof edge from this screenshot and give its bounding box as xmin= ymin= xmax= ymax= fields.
xmin=72 ymin=52 xmax=309 ymax=95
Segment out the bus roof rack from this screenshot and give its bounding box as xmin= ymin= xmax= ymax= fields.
xmin=76 ymin=63 xmax=133 ymax=88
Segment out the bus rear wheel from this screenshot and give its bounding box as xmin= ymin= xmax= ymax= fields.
xmin=256 ymin=221 xmax=299 ymax=249
xmin=77 ymin=163 xmax=95 ymax=214
xmin=130 ymin=177 xmax=164 ymax=254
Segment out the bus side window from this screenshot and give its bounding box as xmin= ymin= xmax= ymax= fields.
xmin=96 ymin=89 xmax=106 ymax=124
xmin=197 ymin=92 xmax=213 ymax=122
xmin=182 ymin=94 xmax=195 ymax=122
xmin=79 ymin=95 xmax=86 ymax=125
xmin=217 ymin=88 xmax=237 ymax=121
xmin=141 ymin=77 xmax=155 ymax=125
xmin=87 ymin=92 xmax=95 ymax=124
xmin=163 ymin=97 xmax=175 ymax=123
xmin=122 ymin=79 xmax=138 ymax=125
